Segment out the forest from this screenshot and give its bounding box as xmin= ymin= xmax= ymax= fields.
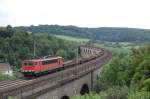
xmin=16 ymin=25 xmax=150 ymax=42
xmin=0 ymin=25 xmax=77 ymax=70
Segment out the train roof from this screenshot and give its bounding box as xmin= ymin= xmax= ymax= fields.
xmin=23 ymin=56 xmax=62 ymax=62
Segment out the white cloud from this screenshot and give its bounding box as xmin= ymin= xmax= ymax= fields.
xmin=0 ymin=0 xmax=150 ymax=29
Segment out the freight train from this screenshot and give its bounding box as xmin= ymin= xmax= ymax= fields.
xmin=21 ymin=47 xmax=103 ymax=77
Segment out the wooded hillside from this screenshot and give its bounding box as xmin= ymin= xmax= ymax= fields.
xmin=16 ymin=25 xmax=150 ymax=42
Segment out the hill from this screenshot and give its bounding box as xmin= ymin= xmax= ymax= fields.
xmin=16 ymin=25 xmax=150 ymax=42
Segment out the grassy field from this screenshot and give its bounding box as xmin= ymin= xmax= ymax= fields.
xmin=54 ymin=35 xmax=90 ymax=43
xmin=94 ymin=42 xmax=132 ymax=55
xmin=55 ymin=35 xmax=134 ymax=55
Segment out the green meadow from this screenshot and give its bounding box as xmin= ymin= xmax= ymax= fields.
xmin=54 ymin=35 xmax=90 ymax=43
xmin=55 ymin=35 xmax=133 ymax=55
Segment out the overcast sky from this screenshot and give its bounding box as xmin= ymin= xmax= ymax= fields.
xmin=0 ymin=0 xmax=150 ymax=29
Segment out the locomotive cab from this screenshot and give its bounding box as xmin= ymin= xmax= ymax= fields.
xmin=21 ymin=60 xmax=38 ymax=76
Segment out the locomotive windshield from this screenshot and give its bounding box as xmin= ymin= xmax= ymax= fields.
xmin=28 ymin=61 xmax=33 ymax=66
xmin=24 ymin=62 xmax=28 ymax=66
xmin=23 ymin=61 xmax=34 ymax=66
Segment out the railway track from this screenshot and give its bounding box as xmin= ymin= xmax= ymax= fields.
xmin=0 ymin=46 xmax=112 ymax=99
xmin=0 ymin=79 xmax=34 ymax=90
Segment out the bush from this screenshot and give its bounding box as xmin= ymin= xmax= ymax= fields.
xmin=0 ymin=73 xmax=16 ymax=80
xmin=99 ymin=86 xmax=129 ymax=99
xmin=72 ymin=93 xmax=101 ymax=99
xmin=127 ymin=91 xmax=150 ymax=99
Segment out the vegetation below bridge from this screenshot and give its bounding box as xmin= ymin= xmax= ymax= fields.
xmin=72 ymin=45 xmax=150 ymax=99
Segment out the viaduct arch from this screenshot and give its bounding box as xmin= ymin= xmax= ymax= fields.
xmin=61 ymin=96 xmax=70 ymax=99
xmin=80 ymin=84 xmax=89 ymax=95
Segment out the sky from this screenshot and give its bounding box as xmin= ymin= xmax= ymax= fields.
xmin=0 ymin=0 xmax=150 ymax=29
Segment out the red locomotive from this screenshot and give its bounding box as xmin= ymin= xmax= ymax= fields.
xmin=21 ymin=57 xmax=63 ymax=77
